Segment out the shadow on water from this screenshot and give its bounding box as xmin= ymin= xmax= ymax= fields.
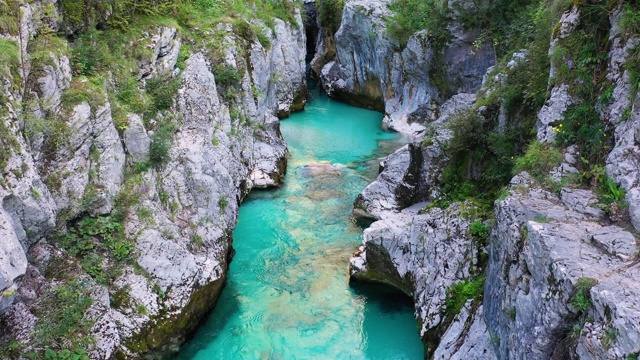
xmin=174 ymin=285 xmax=242 ymax=359
xmin=350 ymin=281 xmax=415 ymax=314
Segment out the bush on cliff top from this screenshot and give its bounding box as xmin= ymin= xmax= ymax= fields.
xmin=317 ymin=0 xmax=344 ymax=35
xmin=385 ymin=0 xmax=450 ymax=49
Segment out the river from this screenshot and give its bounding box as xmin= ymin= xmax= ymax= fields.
xmin=176 ymin=79 xmax=424 ymax=359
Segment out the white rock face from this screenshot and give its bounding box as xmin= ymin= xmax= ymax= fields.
xmin=123 ymin=114 xmax=151 ymax=164
xmin=0 ymin=209 xmax=28 ymax=313
xmin=350 ymin=201 xmax=494 ymax=357
xmin=354 ymin=93 xmax=475 ymax=221
xmin=536 ymin=84 xmax=574 ymax=143
xmin=37 ymin=53 xmax=72 ymax=114
xmin=42 ymin=101 xmax=126 ymax=217
xmin=139 ymin=26 xmax=182 ymax=79
xmin=0 ymin=5 xmax=308 ymax=358
xmin=317 ymin=0 xmax=493 ymax=135
xmin=433 ymin=305 xmax=494 ymax=360
xmin=353 ymin=144 xmax=423 ymax=221
xmin=604 ymin=11 xmax=640 ymax=232
xmin=485 ymin=175 xmax=640 ymax=359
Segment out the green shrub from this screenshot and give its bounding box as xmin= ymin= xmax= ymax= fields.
xmin=385 ymin=0 xmax=449 ymax=49
xmin=145 ymin=73 xmax=181 ymax=118
xmin=469 ymin=220 xmax=490 ymax=243
xmin=61 ymin=215 xmax=134 ymax=263
xmin=445 ymin=275 xmax=485 ymax=317
xmin=61 ymin=77 xmax=107 ymax=109
xmin=218 ymin=196 xmax=229 ymax=213
xmin=149 ymin=121 xmax=178 ymax=168
xmin=213 ymin=64 xmax=241 ymax=88
xmin=191 ymin=234 xmax=204 ymax=247
xmin=620 ymin=4 xmax=640 ymax=38
xmin=32 ymin=279 xmax=94 ymax=356
xmin=0 ymin=1 xmax=19 ymax=36
xmin=0 ymin=116 xmax=18 ymax=171
xmin=603 ymin=327 xmax=618 ymax=350
xmin=43 ymin=347 xmax=90 ymax=360
xmin=442 ymin=109 xmax=517 ymax=199
xmin=514 ymin=141 xmax=563 ymax=181
xmin=600 ymin=177 xmax=626 ymax=204
xmin=317 ymin=0 xmax=344 ymax=36
xmin=550 ymin=2 xmax=613 ymax=168
xmin=0 ymin=38 xmax=20 ymax=83
xmin=571 ymin=277 xmax=598 ymax=313
xmin=555 ymin=103 xmax=612 ymax=166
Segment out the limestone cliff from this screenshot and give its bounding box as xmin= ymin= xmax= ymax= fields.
xmin=312 ymin=0 xmax=493 ymax=134
xmin=345 ymin=1 xmax=640 ymax=359
xmin=0 ymin=1 xmax=306 ymax=358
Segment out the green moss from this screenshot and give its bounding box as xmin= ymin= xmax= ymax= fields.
xmin=444 ymin=275 xmax=485 ymax=317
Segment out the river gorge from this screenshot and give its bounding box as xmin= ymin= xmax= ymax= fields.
xmin=177 ymin=79 xmax=423 ymax=359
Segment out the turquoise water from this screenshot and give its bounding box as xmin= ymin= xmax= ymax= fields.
xmin=177 ymin=84 xmax=423 ymax=359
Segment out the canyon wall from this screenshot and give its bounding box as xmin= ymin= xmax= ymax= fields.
xmin=0 ymin=1 xmax=306 ymax=358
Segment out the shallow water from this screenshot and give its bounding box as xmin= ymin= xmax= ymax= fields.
xmin=177 ymin=83 xmax=423 ymax=359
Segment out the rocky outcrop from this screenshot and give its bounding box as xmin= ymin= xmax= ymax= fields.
xmin=0 ymin=3 xmax=307 ymax=358
xmin=604 ymin=9 xmax=640 ymax=232
xmin=353 ymin=93 xmax=475 ymax=222
xmin=485 ymin=173 xmax=640 ymax=359
xmin=349 ymin=2 xmax=640 ymax=358
xmin=316 ymin=0 xmax=493 ymax=134
xmin=353 ymin=144 xmax=423 ymax=222
xmin=350 ymin=200 xmax=493 ymax=356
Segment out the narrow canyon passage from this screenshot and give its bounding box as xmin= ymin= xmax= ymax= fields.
xmin=176 ymin=80 xmax=424 ymax=359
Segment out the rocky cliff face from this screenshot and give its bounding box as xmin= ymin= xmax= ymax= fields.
xmin=314 ymin=0 xmax=493 ymax=135
xmin=345 ymin=1 xmax=640 ymax=359
xmin=0 ymin=1 xmax=306 ymax=358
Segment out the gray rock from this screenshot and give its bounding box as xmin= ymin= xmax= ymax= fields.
xmin=318 ymin=0 xmax=492 ymax=135
xmin=433 ymin=305 xmax=495 ymax=360
xmin=43 ymin=101 xmax=126 ymax=217
xmin=549 ymin=6 xmax=581 ymax=80
xmin=139 ymin=26 xmax=181 ymax=79
xmin=536 ymin=84 xmax=574 ymax=143
xmin=350 ymin=201 xmax=485 ymax=352
xmin=123 ymin=113 xmax=151 ymax=163
xmin=353 ymin=144 xmax=423 ymax=221
xmin=0 ymin=126 xmax=57 ymax=252
xmin=484 ymin=179 xmax=640 ymax=359
xmin=36 ymin=53 xmax=72 ymax=113
xmin=604 ymin=14 xmax=640 ymax=232
xmin=0 ymin=209 xmax=28 ymax=314
xmin=354 ymin=92 xmax=476 ymax=222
